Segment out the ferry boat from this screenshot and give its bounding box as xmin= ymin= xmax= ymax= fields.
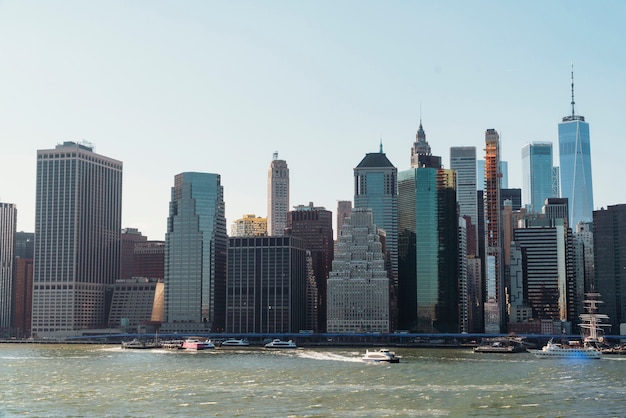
xmin=220 ymin=338 xmax=250 ymax=347
xmin=182 ymin=338 xmax=215 ymax=350
xmin=530 ymin=293 xmax=609 ymax=360
xmin=530 ymin=339 xmax=602 ymax=359
xmin=264 ymin=339 xmax=297 ymax=349
xmin=362 ymin=348 xmax=401 ymax=363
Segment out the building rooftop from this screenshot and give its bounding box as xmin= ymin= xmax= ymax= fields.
xmin=356 ymin=152 xmax=395 ymax=169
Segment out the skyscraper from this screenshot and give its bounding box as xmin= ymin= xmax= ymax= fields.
xmin=450 ymin=146 xmax=478 ymax=252
xmin=286 ymin=203 xmax=333 ymax=332
xmin=399 ymin=125 xmax=459 ymax=332
xmin=522 ymin=142 xmax=558 ymax=214
xmin=13 ymin=231 xmax=34 ymax=338
xmin=163 ymin=172 xmax=227 ymax=333
xmin=593 ymin=205 xmax=626 ymax=334
xmin=327 ymin=208 xmax=390 ymax=333
xmin=513 ymin=218 xmax=575 ymax=324
xmin=226 ymin=236 xmax=307 ymax=333
xmin=484 ymin=129 xmax=504 ymax=333
xmin=354 ymin=144 xmax=398 ymax=287
xmin=477 ymin=160 xmax=508 ymax=191
xmin=267 ymin=152 xmax=289 ymax=236
xmin=0 ymin=202 xmax=16 ymax=336
xmin=558 ymin=67 xmax=594 ymax=227
xmin=32 ymin=142 xmax=122 ymax=337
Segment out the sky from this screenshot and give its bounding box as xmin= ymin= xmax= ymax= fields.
xmin=1 ymin=1 xmax=625 ymax=241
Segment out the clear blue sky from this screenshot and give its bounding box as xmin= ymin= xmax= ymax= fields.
xmin=1 ymin=1 xmax=624 ymax=240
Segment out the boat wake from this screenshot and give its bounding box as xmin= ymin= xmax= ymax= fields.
xmin=296 ymin=350 xmax=363 ymax=363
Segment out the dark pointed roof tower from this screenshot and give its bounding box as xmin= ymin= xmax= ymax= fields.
xmin=410 ymin=119 xmax=441 ymax=169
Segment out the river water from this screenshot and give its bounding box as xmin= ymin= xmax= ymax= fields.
xmin=1 ymin=344 xmax=625 ymax=417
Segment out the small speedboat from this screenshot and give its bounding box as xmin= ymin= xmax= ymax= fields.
xmin=182 ymin=338 xmax=215 ymax=350
xmin=264 ymin=339 xmax=297 ymax=349
xmin=362 ymin=348 xmax=401 ymax=363
xmin=220 ymin=338 xmax=250 ymax=347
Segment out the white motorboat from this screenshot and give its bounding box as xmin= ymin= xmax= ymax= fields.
xmin=220 ymin=338 xmax=250 ymax=347
xmin=264 ymin=339 xmax=297 ymax=349
xmin=182 ymin=338 xmax=215 ymax=350
xmin=362 ymin=348 xmax=401 ymax=363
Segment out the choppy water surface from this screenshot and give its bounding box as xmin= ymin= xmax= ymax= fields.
xmin=1 ymin=344 xmax=625 ymax=416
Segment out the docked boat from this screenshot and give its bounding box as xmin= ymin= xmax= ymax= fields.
xmin=220 ymin=338 xmax=250 ymax=347
xmin=121 ymin=338 xmax=161 ymax=349
xmin=362 ymin=348 xmax=401 ymax=363
xmin=182 ymin=338 xmax=215 ymax=350
xmin=530 ymin=292 xmax=608 ymax=360
xmin=473 ymin=337 xmax=527 ymax=353
xmin=161 ymin=340 xmax=184 ymax=350
xmin=264 ymin=339 xmax=297 ymax=349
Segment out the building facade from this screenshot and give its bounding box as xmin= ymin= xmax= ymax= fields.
xmin=593 ymin=205 xmax=626 ymax=334
xmin=327 ymin=208 xmax=390 ymax=333
xmin=163 ymin=172 xmax=227 ymax=333
xmin=0 ymin=202 xmax=17 ymax=336
xmin=286 ymin=203 xmax=333 ymax=332
xmin=354 ymin=145 xmax=398 ymax=293
xmin=231 ymin=214 xmax=268 ymax=237
xmin=226 ymin=236 xmax=308 ymax=334
xmin=267 ymin=153 xmax=289 ymax=236
xmin=121 ymin=228 xmax=148 ymax=280
xmin=12 ymin=231 xmax=34 ymax=338
xmin=522 ymin=142 xmax=558 ymax=214
xmin=450 ymin=146 xmax=478 ymax=252
xmin=336 ymin=200 xmax=353 ymax=237
xmin=32 ymin=142 xmax=123 ymax=337
xmin=484 ymin=129 xmax=504 ymax=333
xmin=107 ymin=278 xmax=163 ymax=330
xmin=398 ymin=132 xmax=459 ymax=333
xmin=558 ymin=68 xmax=594 ymax=227
xmin=513 ymin=218 xmax=575 ymax=324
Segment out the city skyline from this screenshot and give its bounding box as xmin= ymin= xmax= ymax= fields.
xmin=1 ymin=2 xmax=625 ymax=240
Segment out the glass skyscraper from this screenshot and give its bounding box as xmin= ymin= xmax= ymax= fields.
xmin=32 ymin=142 xmax=122 ymax=338
xmin=450 ymin=146 xmax=477 ymax=252
xmin=522 ymin=142 xmax=558 ymax=214
xmin=398 ymin=124 xmax=459 ymax=333
xmin=163 ymin=172 xmax=227 ymax=333
xmin=354 ymin=145 xmax=398 ymax=286
xmin=558 ymin=69 xmax=593 ymax=227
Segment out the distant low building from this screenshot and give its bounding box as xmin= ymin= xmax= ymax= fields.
xmin=107 ymin=278 xmax=163 ymax=331
xmin=231 ymin=214 xmax=267 ymax=237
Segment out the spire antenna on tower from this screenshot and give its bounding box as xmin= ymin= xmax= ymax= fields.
xmin=571 ymin=63 xmax=576 ymax=117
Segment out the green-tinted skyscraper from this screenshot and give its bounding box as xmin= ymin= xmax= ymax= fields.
xmin=398 ymin=122 xmax=459 ymax=332
xmin=163 ymin=172 xmax=227 ymax=333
